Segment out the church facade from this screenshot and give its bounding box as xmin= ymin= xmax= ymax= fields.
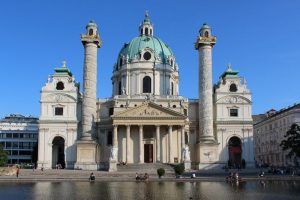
xmin=37 ymin=14 xmax=254 ymax=171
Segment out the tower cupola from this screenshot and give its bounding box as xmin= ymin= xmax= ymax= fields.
xmin=199 ymin=23 xmax=212 ymax=37
xmin=139 ymin=11 xmax=153 ymax=36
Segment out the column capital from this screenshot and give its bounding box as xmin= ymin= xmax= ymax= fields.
xmin=126 ymin=124 xmax=131 ymax=128
xmin=155 ymin=125 xmax=160 ymax=128
xmin=139 ymin=124 xmax=143 ymax=128
xmin=113 ymin=124 xmax=118 ymax=128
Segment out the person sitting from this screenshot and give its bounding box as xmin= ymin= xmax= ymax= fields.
xmin=89 ymin=172 xmax=95 ymax=181
xmin=226 ymin=172 xmax=234 ymax=182
xmin=143 ymin=173 xmax=149 ymax=181
xmin=258 ymin=171 xmax=264 ymax=177
xmin=135 ymin=173 xmax=141 ymax=181
xmin=191 ymin=173 xmax=196 ymax=178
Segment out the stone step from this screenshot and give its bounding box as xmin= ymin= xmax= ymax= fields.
xmin=117 ymin=163 xmax=175 ymax=174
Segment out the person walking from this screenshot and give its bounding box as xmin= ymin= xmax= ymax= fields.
xmin=16 ymin=167 xmax=20 ymax=178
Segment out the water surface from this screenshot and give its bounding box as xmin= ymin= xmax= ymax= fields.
xmin=0 ymin=180 xmax=299 ymax=200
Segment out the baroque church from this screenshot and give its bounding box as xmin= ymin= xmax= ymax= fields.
xmin=37 ymin=13 xmax=254 ymax=171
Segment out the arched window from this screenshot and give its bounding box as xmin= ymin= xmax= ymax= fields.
xmin=204 ymin=31 xmax=209 ymax=37
xmin=56 ymin=82 xmax=64 ymax=90
xmin=140 ymin=29 xmax=143 ymax=35
xmin=229 ymin=83 xmax=238 ymax=92
xmin=89 ymin=29 xmax=93 ymax=36
xmin=118 ymin=81 xmax=122 ymax=95
xmin=143 ymin=76 xmax=151 ymax=93
xmin=171 ymin=82 xmax=174 ymax=95
xmin=150 ymin=29 xmax=152 ymax=35
xmin=145 ymin=28 xmax=149 ymax=35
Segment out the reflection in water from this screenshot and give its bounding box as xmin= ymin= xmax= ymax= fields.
xmin=0 ymin=181 xmax=299 ymax=200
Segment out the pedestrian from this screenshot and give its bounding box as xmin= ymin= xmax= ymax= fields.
xmin=16 ymin=167 xmax=20 ymax=178
xmin=89 ymin=172 xmax=95 ymax=181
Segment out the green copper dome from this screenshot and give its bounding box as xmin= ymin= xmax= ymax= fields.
xmin=118 ymin=35 xmax=174 ymax=63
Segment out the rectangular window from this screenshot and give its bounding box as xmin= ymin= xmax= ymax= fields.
xmin=6 ymin=142 xmax=12 ymax=148
xmin=230 ymin=109 xmax=238 ymax=117
xmin=55 ymin=107 xmax=63 ymax=116
xmin=12 ymin=142 xmax=18 ymax=148
xmin=184 ymin=109 xmax=187 ymax=116
xmin=13 ymin=133 xmax=19 ymax=138
xmin=23 ymin=142 xmax=30 ymax=149
xmin=19 ymin=151 xmax=32 ymax=156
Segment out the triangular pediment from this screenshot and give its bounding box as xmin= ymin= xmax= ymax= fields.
xmin=112 ymin=102 xmax=186 ymax=119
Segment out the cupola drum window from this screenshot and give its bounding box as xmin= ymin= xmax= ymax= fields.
xmin=89 ymin=29 xmax=93 ymax=36
xmin=143 ymin=52 xmax=151 ymax=60
xmin=143 ymin=76 xmax=151 ymax=93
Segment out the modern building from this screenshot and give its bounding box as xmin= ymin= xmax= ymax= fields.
xmin=0 ymin=114 xmax=38 ymax=164
xmin=37 ymin=13 xmax=254 ymax=170
xmin=254 ymin=104 xmax=300 ymax=167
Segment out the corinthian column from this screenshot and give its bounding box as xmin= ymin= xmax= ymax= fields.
xmin=168 ymin=125 xmax=173 ymax=163
xmin=156 ymin=125 xmax=160 ymax=162
xmin=126 ymin=125 xmax=131 ymax=163
xmin=139 ymin=125 xmax=144 ymax=163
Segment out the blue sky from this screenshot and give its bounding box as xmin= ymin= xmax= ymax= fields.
xmin=0 ymin=0 xmax=300 ymax=117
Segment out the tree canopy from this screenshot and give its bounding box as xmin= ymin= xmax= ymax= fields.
xmin=280 ymin=123 xmax=300 ymax=159
xmin=0 ymin=144 xmax=8 ymax=167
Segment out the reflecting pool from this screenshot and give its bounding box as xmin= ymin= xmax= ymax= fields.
xmin=0 ymin=180 xmax=300 ymax=200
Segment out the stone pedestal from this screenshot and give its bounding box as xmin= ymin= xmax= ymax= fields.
xmin=196 ymin=142 xmax=219 ymax=170
xmin=108 ymin=160 xmax=117 ymax=172
xmin=75 ymin=140 xmax=99 ymax=170
xmin=184 ymin=161 xmax=191 ymax=170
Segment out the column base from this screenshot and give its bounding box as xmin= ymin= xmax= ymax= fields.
xmin=195 ymin=142 xmax=219 ymax=169
xmin=108 ymin=160 xmax=118 ymax=172
xmin=74 ymin=140 xmax=100 ymax=170
xmin=37 ymin=161 xmax=51 ymax=169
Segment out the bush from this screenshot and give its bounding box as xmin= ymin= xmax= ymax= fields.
xmin=157 ymin=168 xmax=165 ymax=178
xmin=174 ymin=164 xmax=185 ymax=175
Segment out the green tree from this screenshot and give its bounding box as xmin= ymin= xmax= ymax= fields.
xmin=280 ymin=123 xmax=300 ymax=161
xmin=0 ymin=144 xmax=8 ymax=167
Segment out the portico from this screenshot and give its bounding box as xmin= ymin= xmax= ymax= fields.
xmin=110 ymin=102 xmax=188 ymax=164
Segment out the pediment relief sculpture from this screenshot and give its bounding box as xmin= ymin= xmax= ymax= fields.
xmin=43 ymin=93 xmax=77 ymax=103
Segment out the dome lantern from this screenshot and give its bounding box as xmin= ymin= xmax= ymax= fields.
xmin=139 ymin=11 xmax=153 ymax=36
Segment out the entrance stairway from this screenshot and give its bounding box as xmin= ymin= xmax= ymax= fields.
xmin=117 ymin=163 xmax=175 ymax=176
